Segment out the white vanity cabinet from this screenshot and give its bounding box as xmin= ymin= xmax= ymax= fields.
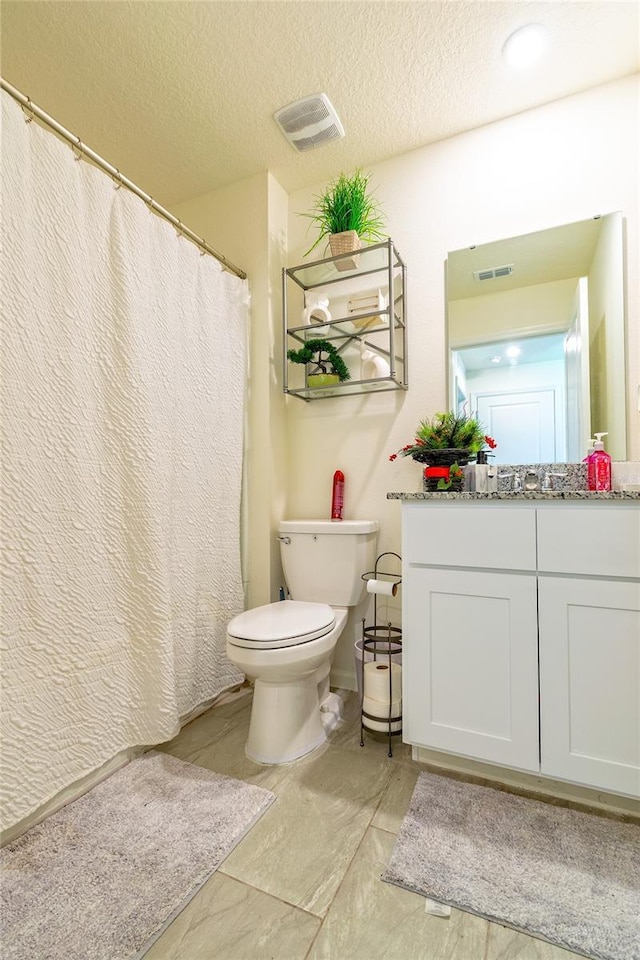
xmin=401 ymin=499 xmax=640 ymax=799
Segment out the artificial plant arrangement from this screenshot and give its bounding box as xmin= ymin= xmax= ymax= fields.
xmin=301 ymin=169 xmax=386 ymax=264
xmin=287 ymin=338 xmax=351 ymax=386
xmin=389 ymin=411 xmax=492 ymax=461
xmin=389 ymin=411 xmax=497 ymax=490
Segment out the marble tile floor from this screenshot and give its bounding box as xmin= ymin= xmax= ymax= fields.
xmin=151 ymin=686 xmax=584 ymax=960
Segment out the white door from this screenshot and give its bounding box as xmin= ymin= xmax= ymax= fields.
xmin=539 ymin=576 xmax=640 ymax=797
xmin=404 ymin=567 xmax=539 ymax=772
xmin=476 ymin=390 xmax=557 ymax=463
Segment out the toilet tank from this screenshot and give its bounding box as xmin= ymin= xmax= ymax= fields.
xmin=278 ymin=520 xmax=378 ymax=606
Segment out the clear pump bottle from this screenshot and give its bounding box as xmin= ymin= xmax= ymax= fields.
xmin=589 ymin=432 xmax=611 ymax=492
xmin=464 ymin=450 xmax=497 ymax=493
xmin=584 ymin=439 xmax=596 ymax=490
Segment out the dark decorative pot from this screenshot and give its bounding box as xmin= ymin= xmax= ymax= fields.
xmin=413 ymin=448 xmax=472 ymax=492
xmin=411 ymin=447 xmax=473 ymax=466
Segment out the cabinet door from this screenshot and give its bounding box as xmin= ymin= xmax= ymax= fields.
xmin=404 ymin=567 xmax=539 ymax=772
xmin=539 ymin=576 xmax=640 ymax=798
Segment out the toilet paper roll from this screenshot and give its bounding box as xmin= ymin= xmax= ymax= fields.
xmin=363 ymin=694 xmax=402 ymax=720
xmin=367 ymin=578 xmax=398 ymax=597
xmin=363 ymin=660 xmax=402 ymax=703
xmin=362 ymin=695 xmax=402 ymax=733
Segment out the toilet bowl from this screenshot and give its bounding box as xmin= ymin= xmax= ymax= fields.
xmin=225 ymin=519 xmax=378 ymax=764
xmin=227 ymin=601 xmax=347 ymax=763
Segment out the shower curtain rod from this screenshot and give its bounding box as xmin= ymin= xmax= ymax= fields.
xmin=1 ymin=78 xmax=247 ymax=281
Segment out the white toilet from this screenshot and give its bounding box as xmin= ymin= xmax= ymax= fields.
xmin=226 ymin=519 xmax=378 ymax=764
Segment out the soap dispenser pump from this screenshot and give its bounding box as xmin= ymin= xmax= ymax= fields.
xmin=589 ymin=432 xmax=611 ymax=492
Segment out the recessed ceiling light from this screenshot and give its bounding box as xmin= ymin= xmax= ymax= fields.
xmin=506 ymin=345 xmax=521 ymax=359
xmin=502 ymin=24 xmax=548 ymax=69
xmin=490 ymin=356 xmax=502 ymax=364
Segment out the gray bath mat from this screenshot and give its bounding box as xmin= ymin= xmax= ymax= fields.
xmin=0 ymin=751 xmax=275 ymax=960
xmin=382 ymin=772 xmax=640 ymax=960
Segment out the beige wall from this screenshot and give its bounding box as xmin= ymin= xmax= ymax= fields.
xmin=286 ymin=74 xmax=638 ymax=506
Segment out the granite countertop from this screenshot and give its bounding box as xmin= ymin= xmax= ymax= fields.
xmin=388 ymin=490 xmax=640 ymax=501
xmin=388 ymin=461 xmax=640 ymax=500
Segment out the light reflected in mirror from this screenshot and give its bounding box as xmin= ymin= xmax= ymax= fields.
xmin=447 ymin=213 xmax=626 ymax=464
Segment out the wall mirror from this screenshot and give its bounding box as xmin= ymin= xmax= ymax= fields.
xmin=446 ymin=212 xmax=626 ymax=464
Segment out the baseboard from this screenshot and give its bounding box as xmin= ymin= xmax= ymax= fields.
xmin=412 ymin=746 xmax=640 ymax=820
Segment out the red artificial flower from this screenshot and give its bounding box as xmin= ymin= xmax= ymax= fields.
xmin=389 ymin=453 xmax=397 ymax=462
xmin=485 ymin=435 xmax=497 ymax=449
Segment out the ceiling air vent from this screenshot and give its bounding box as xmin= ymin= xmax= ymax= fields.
xmin=473 ymin=264 xmax=514 ymax=281
xmin=273 ymin=93 xmax=345 ymax=152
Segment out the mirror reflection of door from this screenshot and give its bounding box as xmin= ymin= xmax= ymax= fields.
xmin=476 ymin=390 xmax=557 ymax=463
xmin=452 ymin=333 xmax=567 ymax=463
xmin=446 ymin=213 xmax=626 ymax=463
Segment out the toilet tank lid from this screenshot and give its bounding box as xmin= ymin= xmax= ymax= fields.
xmin=279 ymin=520 xmax=378 ymax=535
xmin=228 ymin=600 xmax=335 ymax=642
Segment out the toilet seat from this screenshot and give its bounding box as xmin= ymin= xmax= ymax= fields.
xmin=227 ymin=599 xmax=336 ymax=650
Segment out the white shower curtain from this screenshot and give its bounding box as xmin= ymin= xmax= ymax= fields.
xmin=0 ymin=91 xmax=247 ymax=833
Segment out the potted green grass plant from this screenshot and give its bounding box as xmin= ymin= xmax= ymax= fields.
xmin=301 ymin=169 xmax=386 ymax=270
xmin=390 ymin=412 xmax=490 ymax=463
xmin=287 ymin=338 xmax=351 ymax=388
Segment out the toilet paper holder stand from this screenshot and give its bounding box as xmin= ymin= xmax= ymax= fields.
xmin=360 ymin=552 xmax=402 ymax=757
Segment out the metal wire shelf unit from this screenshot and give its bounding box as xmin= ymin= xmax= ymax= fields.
xmin=283 ymin=240 xmax=407 ymax=401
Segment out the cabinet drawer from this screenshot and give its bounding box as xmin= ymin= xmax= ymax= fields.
xmin=537 ymin=506 xmax=640 ymax=578
xmin=402 ymin=503 xmax=536 ymax=570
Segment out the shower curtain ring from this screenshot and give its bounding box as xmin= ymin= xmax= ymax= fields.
xmin=113 ymin=169 xmax=123 ymax=190
xmin=146 ymin=197 xmax=156 ymax=214
xmin=72 ymin=138 xmax=84 ymax=161
xmin=200 ymin=242 xmax=207 ymax=256
xmin=21 ymin=97 xmax=35 ymax=123
xmin=175 ymin=220 xmax=184 ymax=239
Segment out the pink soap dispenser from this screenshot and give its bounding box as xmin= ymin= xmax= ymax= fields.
xmin=590 ymin=432 xmax=611 ymax=492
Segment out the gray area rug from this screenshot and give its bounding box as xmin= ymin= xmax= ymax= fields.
xmin=0 ymin=751 xmax=275 ymax=960
xmin=383 ymin=772 xmax=640 ymax=960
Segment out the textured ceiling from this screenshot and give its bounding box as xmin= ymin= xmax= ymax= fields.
xmin=2 ymin=1 xmax=639 ymax=207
